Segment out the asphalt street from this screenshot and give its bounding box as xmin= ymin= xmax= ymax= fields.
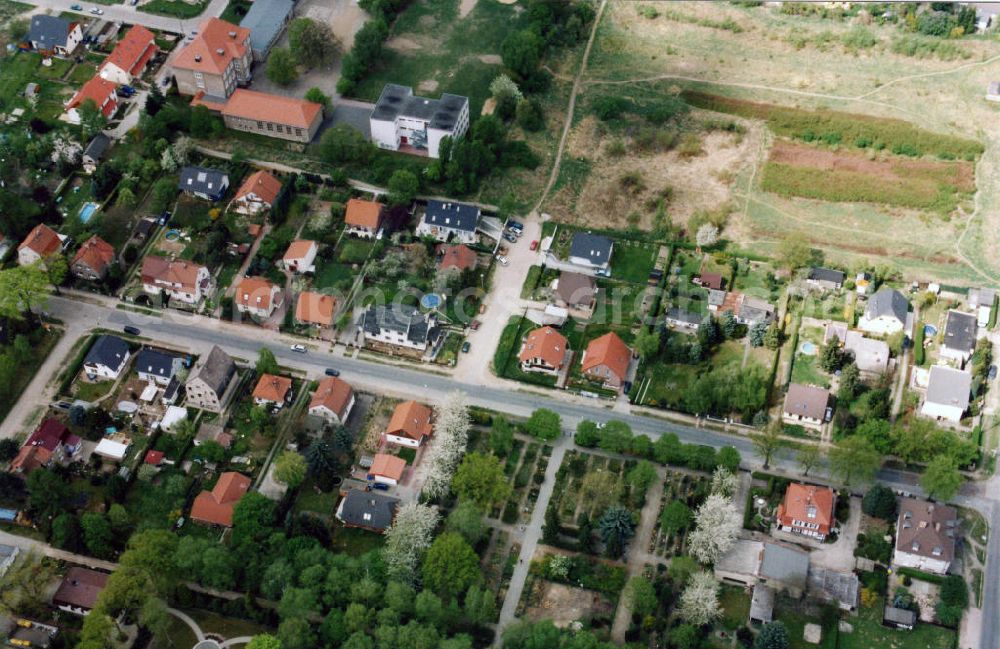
xmin=19 ymin=0 xmax=228 ymax=33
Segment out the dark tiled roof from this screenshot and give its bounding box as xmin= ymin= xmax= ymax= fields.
xmin=943 ymin=310 xmax=977 ymax=354
xmin=29 ymin=15 xmax=71 ymax=50
xmin=371 ymin=84 xmax=468 ymax=132
xmin=569 ymin=232 xmax=613 ymax=265
xmin=240 ymin=0 xmax=294 ymax=52
xmin=424 ymin=200 xmax=480 ymax=232
xmin=84 ymin=335 xmax=130 ymax=370
xmin=362 ymin=305 xmax=438 ymax=346
xmin=83 ymin=134 xmax=111 ymax=161
xmin=865 ymin=288 xmax=909 ymax=324
xmin=189 ymin=345 xmax=237 ymax=395
xmin=808 ymin=267 xmax=845 ymax=284
xmin=338 ymin=489 xmax=399 ymax=531
xmin=135 ymin=348 xmax=179 ymax=380
xmin=179 ymin=166 xmax=229 ymax=197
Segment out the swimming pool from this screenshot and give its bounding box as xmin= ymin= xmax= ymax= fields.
xmin=420 ymin=293 xmax=442 ymax=309
xmin=78 ymin=202 xmax=99 ymax=223
xmin=165 ymin=229 xmax=181 ymax=241
xmin=799 ymin=341 xmax=818 ymax=356
xmin=924 ymin=324 xmax=938 ymax=337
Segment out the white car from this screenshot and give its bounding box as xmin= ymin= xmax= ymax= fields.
xmin=89 ymin=7 xmax=103 ymax=14
xmin=495 ymin=255 xmax=509 ymax=266
xmin=290 ymin=344 xmax=306 ymax=353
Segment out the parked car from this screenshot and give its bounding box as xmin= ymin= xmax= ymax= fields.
xmin=990 ymin=365 xmax=998 ymax=381
xmin=117 ymin=85 xmax=136 ymax=97
xmin=507 ymin=220 xmax=523 ymax=231
xmin=157 ymin=210 xmax=171 ymax=226
xmin=461 ymin=341 xmax=471 ymax=353
xmin=495 ymin=255 xmax=509 ymax=266
xmin=123 ymin=325 xmax=141 ymax=335
xmin=470 ymin=319 xmax=481 ymax=331
xmin=70 ymin=3 xmax=82 ymax=9
xmin=529 ymin=240 xmax=539 ymax=251
xmin=324 ymin=368 xmax=340 ymax=377
xmin=89 ymin=7 xmax=103 ymax=14
xmin=290 ymin=344 xmax=307 ymax=353
xmin=503 ymin=232 xmax=517 ymax=244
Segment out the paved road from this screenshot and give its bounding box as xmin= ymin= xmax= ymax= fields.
xmin=19 ymin=0 xmax=227 ymax=33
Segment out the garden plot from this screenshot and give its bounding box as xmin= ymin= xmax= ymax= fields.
xmin=647 ymin=468 xmax=711 ymax=558
xmin=553 ymin=451 xmax=643 ymax=532
xmin=467 ymin=427 xmax=552 ymax=525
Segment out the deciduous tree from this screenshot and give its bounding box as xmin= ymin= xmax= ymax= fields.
xmin=921 ymin=455 xmax=965 ymax=501
xmin=383 ymin=502 xmax=439 ymax=583
xmin=422 ymin=532 xmax=479 ymax=599
xmin=688 ymin=494 xmax=740 ymax=564
xmin=624 ymin=576 xmax=657 ymax=618
xmin=288 ymin=18 xmax=340 ymax=68
xmin=451 ymin=452 xmax=510 ymax=509
xmin=523 ymin=408 xmax=561 ymax=440
xmin=266 ymin=48 xmax=299 ymax=85
xmin=750 ymin=424 xmax=785 ymax=469
xmin=679 ymin=571 xmax=721 ymax=626
xmin=422 ymin=392 xmax=470 ymax=499
xmin=274 ymin=451 xmax=307 ymax=488
xmin=829 ymin=436 xmax=880 ymax=486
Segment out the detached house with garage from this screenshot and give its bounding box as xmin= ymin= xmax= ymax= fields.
xmin=281 ymin=240 xmax=318 ymax=274
xmin=893 ymin=498 xmax=958 ymax=575
xmin=98 ymin=25 xmax=157 ymax=85
xmin=235 ymin=276 xmax=281 ymax=319
xmin=580 ymin=331 xmax=632 ymax=390
xmin=806 ymin=267 xmax=846 ymax=291
xmin=252 ymin=373 xmax=293 ymax=409
xmin=921 ymin=365 xmax=972 ymax=423
xmin=336 ymin=489 xmax=399 ymax=533
xmin=385 ymin=400 xmax=433 ymax=448
xmin=18 ymin=223 xmax=66 ymax=267
xmin=553 ymin=271 xmax=597 ymax=319
xmin=65 ymin=75 xmax=118 ymax=124
xmin=179 ymin=166 xmax=230 ymax=202
xmin=10 ymin=419 xmax=81 ymax=474
xmin=171 ymin=17 xmax=251 ymax=99
xmin=940 ymin=309 xmax=978 ymax=365
xmin=185 ymin=345 xmax=239 ymax=412
xmin=231 ymin=169 xmax=282 ymax=215
xmin=416 ymin=200 xmax=480 ymax=244
xmin=519 ymin=326 xmax=570 ymax=375
xmin=190 ymin=471 xmax=250 ymax=527
xmin=135 ymin=348 xmax=182 ymax=386
xmin=344 ymin=198 xmax=385 ymax=238
xmin=28 ymin=15 xmax=82 ymax=57
xmin=782 ymin=383 xmax=831 ymax=430
xmin=71 ymin=235 xmax=115 ymax=282
xmin=295 ymin=291 xmax=337 ymax=330
xmin=776 ymin=483 xmax=835 ymax=541
xmin=52 ymin=568 xmax=109 ymax=616
xmin=436 ymin=243 xmax=477 ymax=273
xmin=858 ymin=288 xmax=910 ymax=336
xmin=83 ymin=335 xmax=131 ymax=380
xmin=568 ymin=232 xmax=613 ymax=275
xmin=308 ymin=376 xmax=355 ymax=425
xmin=141 ymin=256 xmax=212 ymax=304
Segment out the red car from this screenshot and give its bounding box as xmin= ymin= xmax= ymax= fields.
xmin=470 ymin=320 xmax=481 ymax=331
xmin=530 ymin=240 xmax=539 ymax=251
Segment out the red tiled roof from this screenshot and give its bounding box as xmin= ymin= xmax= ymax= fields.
xmin=581 ymin=332 xmax=631 ymax=382
xmin=173 ymin=18 xmax=249 ymax=76
xmin=235 ymin=276 xmax=278 ymax=311
xmin=141 ymin=256 xmax=207 ymax=294
xmin=436 ymin=243 xmax=477 ymax=272
xmin=144 ymin=450 xmax=164 ymax=465
xmin=252 ymin=373 xmax=291 ymax=403
xmin=72 ymin=235 xmax=115 ymax=274
xmin=11 ymin=418 xmax=73 ymax=473
xmin=309 ymin=377 xmax=353 ymax=418
xmin=234 ymin=170 xmax=282 ymax=205
xmin=221 ymin=89 xmax=322 ymax=130
xmin=283 ymin=239 xmax=316 ymax=263
xmin=101 ymin=25 xmax=156 ymax=77
xmin=519 ymin=326 xmax=568 ymax=369
xmin=776 ymin=483 xmax=835 ymax=535
xmin=190 ymin=471 xmax=250 ymax=527
xmin=18 ymin=224 xmax=62 ymax=257
xmin=387 ymin=401 xmax=433 ymax=441
xmin=698 ymin=271 xmax=724 ymax=290
xmin=344 ymin=198 xmax=384 ymax=230
xmin=370 ymin=453 xmax=406 ymax=481
xmin=295 ymin=291 xmax=336 ymax=326
xmin=67 ymin=75 xmax=117 ymax=117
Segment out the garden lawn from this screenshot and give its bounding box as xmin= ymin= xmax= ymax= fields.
xmin=313 ymin=260 xmax=355 ymax=291
xmin=610 ymin=240 xmax=658 ymax=284
xmin=294 ymin=481 xmax=338 ymax=515
xmin=331 ymin=522 xmax=385 ymax=555
xmin=636 ymin=362 xmax=698 ymax=409
xmin=337 ymin=238 xmax=375 ymax=264
xmin=0 ymin=329 xmax=61 ymax=426
xmin=719 ymin=585 xmax=751 ymax=630
xmin=839 ymin=604 xmax=955 ymax=649
xmin=140 ymin=0 xmax=208 ymax=17
xmin=790 ymin=353 xmax=830 ymax=389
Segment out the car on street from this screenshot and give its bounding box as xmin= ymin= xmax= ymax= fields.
xmin=470 ymin=319 xmax=481 ymax=331
xmin=324 ymin=368 xmax=340 ymax=377
xmin=529 ymin=240 xmax=539 ymax=251
xmin=89 ymin=7 xmax=103 ymax=14
xmin=290 ymin=344 xmax=307 ymax=353
xmin=158 ymin=210 xmax=171 ymax=226
xmin=495 ymin=255 xmax=509 ymax=266
xmin=507 ymin=220 xmax=523 ymax=231
xmin=503 ymin=232 xmax=517 ymax=244
xmin=461 ymin=341 xmax=471 ymax=353
xmin=123 ymin=325 xmax=141 ymax=335
xmin=70 ymin=3 xmax=82 ymax=9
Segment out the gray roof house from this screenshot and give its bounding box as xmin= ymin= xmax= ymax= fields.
xmin=921 ymin=365 xmax=972 ymax=423
xmin=240 ymin=0 xmax=294 ymax=60
xmin=758 ymin=542 xmax=810 ymax=598
xmin=0 ymin=543 xmax=19 ymax=578
xmin=179 ymin=166 xmax=229 ymax=202
xmin=28 ymin=15 xmax=80 ymax=55
xmin=335 ymin=489 xmax=399 ymax=533
xmin=83 ymin=335 xmax=131 ymax=380
xmin=568 ymin=232 xmax=613 ymax=273
xmin=82 ymin=134 xmax=111 ymax=173
xmin=185 ymin=345 xmax=239 ymax=412
xmin=664 ymin=307 xmax=702 ymax=331
xmin=806 ymin=267 xmax=846 ymax=290
xmin=361 ymin=304 xmax=440 ymax=352
xmin=134 ymin=348 xmax=183 ymax=385
xmin=941 ymin=309 xmax=978 ymax=363
xmin=415 ymin=200 xmax=481 ymax=243
xmin=968 ymin=287 xmax=997 ymax=310
xmin=737 ymin=295 xmax=775 ymax=326
xmin=782 ymin=383 xmax=831 ymax=429
xmin=858 ymin=288 xmax=910 ymax=335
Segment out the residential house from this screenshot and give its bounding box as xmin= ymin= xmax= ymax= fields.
xmin=568 ymin=232 xmax=613 ymax=274
xmin=28 ymin=15 xmax=82 ymax=56
xmin=758 ymin=542 xmax=811 ymax=599
xmin=65 ymin=75 xmax=118 ymax=124
xmin=220 ymin=89 xmax=323 ymax=143
xmin=190 ymin=471 xmax=251 ymax=527
xmin=295 ymin=291 xmax=337 ymax=329
xmin=858 ymin=288 xmax=909 ymax=335
xmin=17 ymin=223 xmax=66 ymax=266
xmin=436 ymin=243 xmax=477 ymax=272
xmin=52 ymin=568 xmax=108 ymax=616
xmin=82 ymin=335 xmax=130 ymax=380
xmin=235 ymin=276 xmax=281 ymax=319
xmin=335 ymin=489 xmax=399 ymax=533
xmin=806 ymin=267 xmax=846 ymax=291
xmin=133 ymin=218 xmax=157 ymax=243
xmin=94 ymin=438 xmax=129 ymax=462
xmin=782 ymin=383 xmax=831 ymax=430
xmin=98 ymin=25 xmax=157 ymax=84
xmin=239 ymin=0 xmax=294 ymax=60
xmin=940 ymin=309 xmax=978 ymax=364
xmin=921 ymin=365 xmax=971 ymax=423
xmin=369 ymin=453 xmax=406 ymax=486
xmin=344 ymin=198 xmax=385 ymax=238
xmin=825 ymin=325 xmax=890 ymax=375
xmin=695 ymin=271 xmax=723 ymax=291
xmin=553 ymin=271 xmax=597 ymax=318
xmin=776 ymin=483 xmax=835 ymax=541
xmin=179 ymin=166 xmax=230 ymax=201
xmin=969 ymin=287 xmax=996 ymax=327
xmin=140 ymin=256 xmax=212 ymax=304
xmin=385 ymin=400 xmax=433 ymax=448
xmin=664 ymin=308 xmax=702 ymax=332
xmin=707 ymin=288 xmax=727 ymax=312
xmin=808 ymin=567 xmax=860 ymax=612
xmin=369 ymin=84 xmax=470 ymax=158
xmin=308 ymin=376 xmax=355 ymax=425
xmin=185 ymin=345 xmax=239 ymax=412
xmin=231 ymin=169 xmax=282 ymax=215
xmin=281 ymin=240 xmax=318 ymax=274
xmin=415 ymin=200 xmax=480 ymax=244
xmin=135 ymin=348 xmax=181 ymax=386
xmin=81 ymin=134 xmax=111 ymax=174
xmin=71 ymin=235 xmax=115 ymax=281
xmin=893 ymin=498 xmax=958 ymax=575
xmin=361 ymin=304 xmax=440 ymax=352
xmin=580 ymin=331 xmax=632 ymax=390
xmin=252 ymin=373 xmax=292 ymax=409
xmin=519 ymin=326 xmax=570 ymax=375
xmin=10 ymin=419 xmax=82 ymax=474
xmin=736 ymin=295 xmax=776 ymax=326
xmin=171 ymin=17 xmax=251 ymax=98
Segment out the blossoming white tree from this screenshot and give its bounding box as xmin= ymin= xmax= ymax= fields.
xmin=421 ymin=391 xmax=470 ymax=499
xmin=679 ymin=571 xmax=721 ymax=626
xmin=688 ymin=493 xmax=740 ymax=565
xmin=383 ymin=502 xmax=439 ymax=583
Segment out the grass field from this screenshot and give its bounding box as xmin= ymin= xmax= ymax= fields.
xmin=139 ymin=0 xmax=208 ymax=17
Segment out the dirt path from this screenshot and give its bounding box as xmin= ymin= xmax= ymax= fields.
xmin=531 ymin=0 xmax=608 ymax=215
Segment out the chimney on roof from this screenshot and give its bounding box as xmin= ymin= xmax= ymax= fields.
xmin=194 ymin=54 xmax=201 ymax=62
xmin=229 ymin=30 xmax=236 ymax=38
xmin=216 ymin=48 xmax=224 ymax=55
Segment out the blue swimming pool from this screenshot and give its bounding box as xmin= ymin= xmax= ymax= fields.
xmin=78 ymin=202 xmax=99 ymax=223
xmin=799 ymin=341 xmax=818 ymax=356
xmin=421 ymin=293 xmax=442 ymax=309
xmin=924 ymin=324 xmax=938 ymax=336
